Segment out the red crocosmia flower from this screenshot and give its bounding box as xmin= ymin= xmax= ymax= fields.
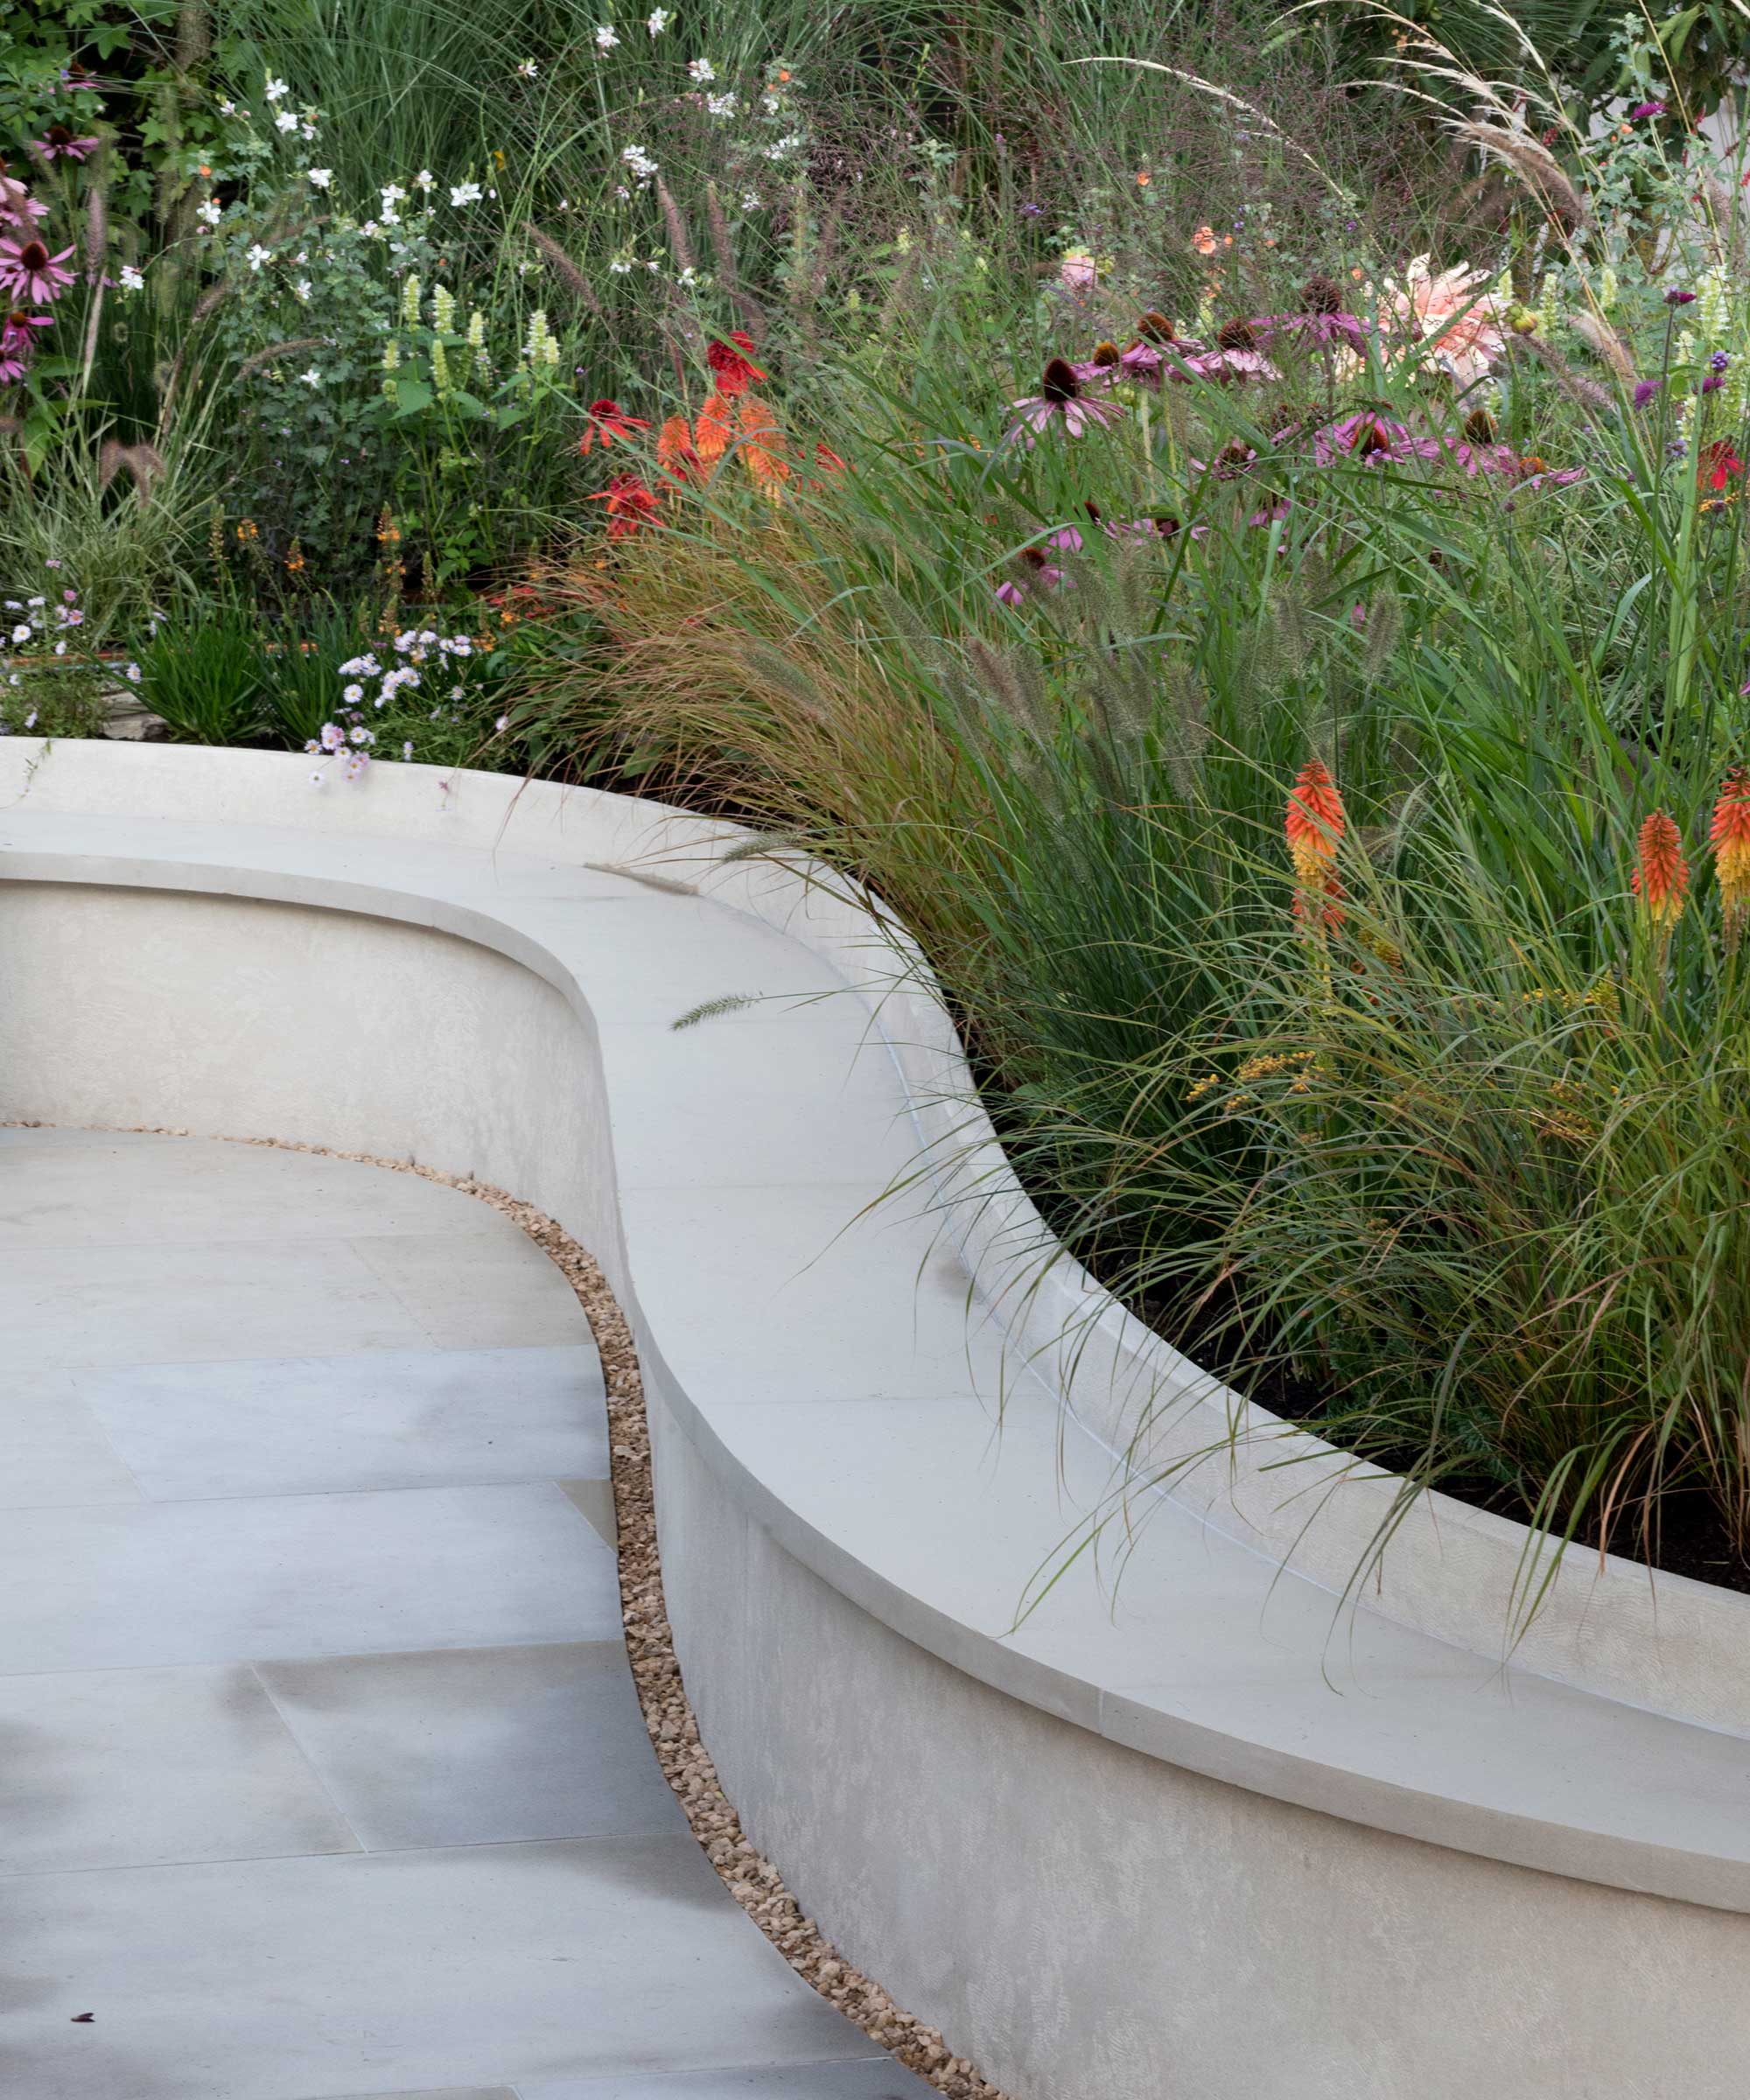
xmin=590 ymin=473 xmax=663 ymax=538
xmin=704 ymin=330 xmax=766 ymax=397
xmin=578 ymin=399 xmax=650 ymax=455
xmin=1699 ymin=441 xmax=1744 ymax=494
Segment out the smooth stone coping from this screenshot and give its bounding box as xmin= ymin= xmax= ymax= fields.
xmin=2 ymin=738 xmax=1748 ymax=1920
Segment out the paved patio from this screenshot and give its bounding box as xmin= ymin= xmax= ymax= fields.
xmin=0 ymin=1125 xmax=928 ymax=2100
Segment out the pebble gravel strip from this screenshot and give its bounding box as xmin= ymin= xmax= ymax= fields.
xmin=8 ymin=1124 xmax=1010 ymax=2100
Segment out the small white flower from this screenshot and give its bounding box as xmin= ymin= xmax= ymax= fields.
xmin=647 ymin=5 xmax=669 ymax=30
xmin=306 ymin=166 xmax=332 ymax=188
xmin=293 ymin=278 xmax=312 ymax=302
xmin=196 ymin=200 xmax=222 ymax=227
xmin=516 ymin=57 xmax=538 ymax=76
xmin=610 ymin=256 xmax=634 ymax=274
xmin=360 ymin=219 xmax=382 ymax=237
xmin=414 ymin=168 xmax=435 ymax=191
xmin=24 ymin=708 xmax=38 ymax=726
xmin=246 ymin=242 xmax=272 ymax=271
xmin=10 ymin=624 xmax=30 ymax=644
xmin=218 ymin=98 xmax=237 ymax=116
xmin=687 ymin=56 xmax=715 ymax=82
xmin=676 ymin=264 xmax=697 ymax=286
xmin=265 ymin=75 xmax=290 ymax=102
xmin=275 ymin=109 xmax=299 ymax=134
xmin=118 ymin=263 xmax=145 ymax=292
xmin=319 ymin=722 xmax=346 ymax=752
xmin=450 ymin=180 xmax=482 ymax=207
xmin=741 ymin=189 xmax=762 ymax=211
xmin=381 ymin=183 xmax=406 ymax=206
xmin=348 ymin=725 xmax=374 ymax=745
xmin=52 ymin=640 xmax=66 ymax=656
xmin=595 ymin=22 xmax=619 ymax=48
xmin=125 ymin=663 xmax=142 ymax=683
xmin=402 ymin=739 xmax=415 ymax=760
xmin=342 ymin=682 xmax=364 ymax=704
xmin=494 ymin=714 xmax=509 ymax=733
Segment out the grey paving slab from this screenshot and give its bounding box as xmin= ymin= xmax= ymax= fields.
xmin=0 ymin=1663 xmax=359 ymax=1874
xmin=352 ymin=1231 xmax=590 ymax=1350
xmin=0 ymin=1368 xmax=143 ymax=1508
xmin=75 ymin=1345 xmax=607 ymax=1500
xmin=287 ymin=2090 xmax=516 ymax=2100
xmin=258 ymin=1643 xmax=685 ymax=1849
xmin=1 ymin=1236 xmax=433 ymax=1371
xmin=562 ymin=1476 xmax=618 ymax=1547
xmin=0 ymin=1135 xmax=507 ymax=1250
xmin=0 ymin=1839 xmax=877 ymax=2100
xmin=0 ymin=1483 xmax=622 ymax=1671
xmin=519 ymin=2060 xmax=932 ymax=2099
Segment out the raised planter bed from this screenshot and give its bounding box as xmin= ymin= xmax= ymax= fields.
xmin=3 ymin=737 xmax=1748 ymax=2098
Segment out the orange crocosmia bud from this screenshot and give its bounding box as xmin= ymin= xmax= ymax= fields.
xmin=1631 ymin=808 xmax=1689 ymax=929
xmin=1709 ymin=770 xmax=1750 ymax=953
xmin=694 ymin=392 xmax=733 ymax=465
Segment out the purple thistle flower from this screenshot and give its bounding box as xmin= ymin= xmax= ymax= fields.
xmin=1628 ymin=100 xmax=1667 ymax=120
xmin=1666 ymin=288 xmax=1697 ymax=306
xmin=1633 ymin=378 xmax=1662 ymax=408
xmin=1701 ymin=374 xmax=1726 ymax=394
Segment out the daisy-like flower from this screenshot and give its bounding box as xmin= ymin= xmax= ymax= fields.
xmin=342 ymin=682 xmax=364 ymax=704
xmin=591 ymin=472 xmax=663 ymax=537
xmin=1005 ymin=356 xmax=1126 ymax=444
xmin=705 ymin=331 xmax=766 ymax=397
xmin=578 ymin=397 xmax=652 ymax=453
xmin=0 ymin=174 xmax=49 ymax=230
xmin=450 ymin=180 xmax=482 ymax=206
xmin=648 ymin=6 xmax=670 ymax=30
xmin=0 ymin=236 xmax=75 ymax=304
xmin=32 ymin=124 xmax=99 ymax=163
xmin=1285 ymin=759 xmax=1347 ymax=931
xmin=687 ymin=57 xmax=716 ymax=82
xmin=1709 ymin=770 xmax=1750 ymax=956
xmin=596 ymin=23 xmax=620 ymax=48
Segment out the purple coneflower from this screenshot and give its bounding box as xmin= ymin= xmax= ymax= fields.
xmin=1005 ymin=357 xmax=1125 ymax=443
xmin=0 ymin=175 xmax=47 ymax=232
xmin=32 ymin=125 xmax=99 ymax=164
xmin=0 ymin=237 xmax=74 ymax=304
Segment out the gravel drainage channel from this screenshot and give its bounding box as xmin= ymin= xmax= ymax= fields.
xmin=10 ymin=1122 xmax=1011 ymax=2100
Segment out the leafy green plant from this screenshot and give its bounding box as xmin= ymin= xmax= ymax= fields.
xmin=134 ymin=604 xmax=268 ymax=743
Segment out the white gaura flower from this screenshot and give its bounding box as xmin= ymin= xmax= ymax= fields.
xmin=265 ymin=75 xmax=289 ymax=102
xmin=218 ymin=98 xmax=237 ymax=116
xmin=118 ymin=263 xmax=144 ymax=292
xmin=414 ymin=168 xmax=435 ymax=191
xmin=246 ymin=242 xmax=272 ymax=270
xmin=298 ymin=367 xmax=322 ymax=386
xmin=451 ymin=180 xmax=482 ymax=206
xmin=647 ymin=6 xmax=670 ymax=31
xmin=381 ymin=183 xmax=406 ymax=206
xmin=705 ymin=92 xmax=737 ymax=117
xmin=275 ymin=109 xmax=299 ymax=133
xmin=293 ymin=278 xmax=312 ymax=301
xmin=516 ymin=57 xmax=538 ymax=76
xmin=196 ymin=199 xmax=222 ymax=227
xmin=306 ymin=166 xmax=332 ymax=188
xmin=687 ymin=56 xmax=715 ymax=82
xmin=595 ymin=23 xmax=620 ymax=48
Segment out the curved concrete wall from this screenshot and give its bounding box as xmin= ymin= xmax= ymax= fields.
xmin=4 ymin=741 xmax=1750 ymax=2099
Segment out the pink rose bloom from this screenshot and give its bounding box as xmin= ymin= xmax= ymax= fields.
xmin=1373 ymin=254 xmax=1505 ymax=389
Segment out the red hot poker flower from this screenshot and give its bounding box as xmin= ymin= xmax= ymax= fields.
xmin=1285 ymin=759 xmax=1347 ymax=930
xmin=705 ymin=330 xmax=766 ymax=398
xmin=1631 ymin=808 xmax=1689 ymax=929
xmin=1710 ymin=770 xmax=1750 ymax=955
xmin=578 ymin=399 xmax=651 ymax=455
